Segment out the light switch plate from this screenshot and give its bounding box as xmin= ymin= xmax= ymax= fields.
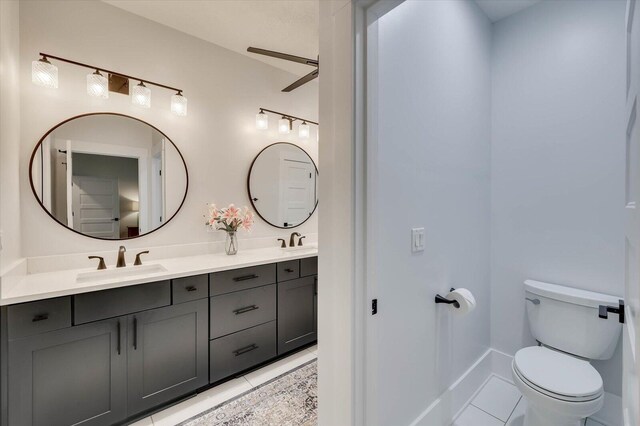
xmin=411 ymin=228 xmax=425 ymax=252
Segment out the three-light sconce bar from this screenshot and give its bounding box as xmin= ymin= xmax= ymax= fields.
xmin=31 ymin=53 xmax=188 ymax=116
xmin=255 ymin=108 xmax=318 ymax=139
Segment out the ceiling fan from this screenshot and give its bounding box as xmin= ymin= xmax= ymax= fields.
xmin=247 ymin=47 xmax=319 ymax=92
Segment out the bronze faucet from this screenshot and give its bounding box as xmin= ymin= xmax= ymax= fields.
xmin=289 ymin=232 xmax=301 ymax=247
xmin=88 ymin=256 xmax=106 ymax=270
xmin=116 ymin=246 xmax=127 ymax=268
xmin=134 ymin=251 xmax=149 ymax=266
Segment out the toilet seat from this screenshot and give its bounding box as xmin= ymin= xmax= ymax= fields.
xmin=513 ymin=346 xmax=603 ymax=402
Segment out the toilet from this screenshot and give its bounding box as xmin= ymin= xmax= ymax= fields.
xmin=512 ymin=280 xmax=622 ymax=426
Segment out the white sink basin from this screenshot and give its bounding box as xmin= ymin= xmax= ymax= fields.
xmin=280 ymin=243 xmax=318 ymax=252
xmin=76 ymin=264 xmax=168 ymax=283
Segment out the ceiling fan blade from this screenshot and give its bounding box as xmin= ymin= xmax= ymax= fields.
xmin=282 ymin=69 xmax=319 ymax=92
xmin=247 ymin=47 xmax=318 ymax=67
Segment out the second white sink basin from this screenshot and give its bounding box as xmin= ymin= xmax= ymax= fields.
xmin=280 ymin=243 xmax=318 ymax=252
xmin=76 ymin=264 xmax=168 ymax=283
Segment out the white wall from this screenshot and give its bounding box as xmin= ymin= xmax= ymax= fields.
xmin=17 ymin=0 xmax=318 ymax=258
xmin=0 ymin=0 xmax=22 ymax=273
xmin=374 ymin=1 xmax=492 ymax=424
xmin=491 ymin=0 xmax=627 ymax=395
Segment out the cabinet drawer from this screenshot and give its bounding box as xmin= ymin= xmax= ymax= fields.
xmin=74 ymin=281 xmax=171 ymax=325
xmin=277 ymin=260 xmax=300 ymax=282
xmin=210 ymin=284 xmax=276 ymax=339
xmin=209 ymin=264 xmax=276 ymax=296
xmin=172 ymin=275 xmax=208 ymax=304
xmin=209 ymin=321 xmax=276 ymax=383
xmin=300 ymin=256 xmax=318 ymax=277
xmin=7 ymin=297 xmax=72 ymax=339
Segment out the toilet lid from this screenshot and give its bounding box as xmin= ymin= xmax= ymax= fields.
xmin=514 ymin=347 xmax=603 ymax=399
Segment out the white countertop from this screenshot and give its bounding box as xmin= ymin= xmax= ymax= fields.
xmin=0 ymin=245 xmax=318 ymax=306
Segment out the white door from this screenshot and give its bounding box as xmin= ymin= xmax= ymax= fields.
xmin=279 ymin=158 xmax=316 ymax=227
xmin=71 ymin=176 xmax=120 ymax=239
xmin=624 ymin=1 xmax=640 ymax=425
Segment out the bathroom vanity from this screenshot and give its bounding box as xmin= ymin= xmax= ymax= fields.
xmin=0 ymin=250 xmax=318 ymax=426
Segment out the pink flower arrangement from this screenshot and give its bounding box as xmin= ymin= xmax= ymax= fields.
xmin=206 ymin=203 xmax=254 ymax=233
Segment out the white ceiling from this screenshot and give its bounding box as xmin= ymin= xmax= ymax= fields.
xmin=103 ymin=0 xmax=540 ymax=78
xmin=475 ymin=0 xmax=542 ymax=22
xmin=103 ymin=0 xmax=319 ymax=76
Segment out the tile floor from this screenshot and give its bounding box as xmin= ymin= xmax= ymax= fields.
xmin=452 ymin=376 xmax=607 ymax=426
xmin=129 ymin=345 xmax=318 ymax=426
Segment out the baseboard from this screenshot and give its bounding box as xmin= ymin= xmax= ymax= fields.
xmin=409 ymin=349 xmax=493 ymax=426
xmin=490 ymin=348 xmax=623 ymax=426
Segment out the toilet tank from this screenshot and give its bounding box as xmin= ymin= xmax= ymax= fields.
xmin=524 ymin=280 xmax=622 ymax=360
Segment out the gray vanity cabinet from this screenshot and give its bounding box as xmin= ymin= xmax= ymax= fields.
xmin=127 ymin=298 xmax=209 ymax=416
xmin=7 ymin=317 xmax=127 ymax=426
xmin=277 ymin=275 xmax=318 ymax=354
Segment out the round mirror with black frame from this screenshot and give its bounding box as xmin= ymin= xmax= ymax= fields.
xmin=247 ymin=142 xmax=318 ymax=229
xmin=29 ymin=113 xmax=189 ymax=240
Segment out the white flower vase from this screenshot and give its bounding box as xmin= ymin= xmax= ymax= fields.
xmin=225 ymin=231 xmax=238 ymax=255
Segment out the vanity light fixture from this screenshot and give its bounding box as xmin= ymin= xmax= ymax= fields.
xmin=299 ymin=121 xmax=310 ymax=139
xmin=256 ymin=109 xmax=269 ymax=130
xmin=132 ymin=81 xmax=151 ymax=108
xmin=255 ymin=108 xmax=318 ymax=139
xmin=86 ymin=70 xmax=108 ymax=99
xmin=32 ymin=55 xmax=58 ymax=89
xmin=171 ymin=91 xmax=188 ymax=117
xmin=31 ymin=52 xmax=187 ymax=116
xmin=278 ymin=116 xmax=292 ymax=134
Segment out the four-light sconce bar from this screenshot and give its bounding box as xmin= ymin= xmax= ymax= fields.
xmin=31 ymin=53 xmax=188 ymax=116
xmin=256 ymin=108 xmax=318 ymax=139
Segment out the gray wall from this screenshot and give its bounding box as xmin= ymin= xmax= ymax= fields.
xmin=490 ymin=0 xmax=627 ymax=394
xmin=376 ymin=1 xmax=492 ymax=423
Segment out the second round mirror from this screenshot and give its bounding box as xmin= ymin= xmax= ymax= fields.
xmin=248 ymin=143 xmax=318 ymax=229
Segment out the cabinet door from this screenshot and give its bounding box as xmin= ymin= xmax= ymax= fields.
xmin=277 ymin=276 xmax=317 ymax=354
xmin=127 ymin=298 xmax=208 ymax=415
xmin=8 ymin=318 xmax=126 ymax=426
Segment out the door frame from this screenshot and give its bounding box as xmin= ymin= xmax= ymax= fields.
xmin=63 ymin=139 xmax=149 ymax=234
xmin=318 ymin=2 xmax=403 ymax=426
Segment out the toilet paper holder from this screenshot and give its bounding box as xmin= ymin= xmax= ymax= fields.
xmin=435 ymin=288 xmax=460 ymax=309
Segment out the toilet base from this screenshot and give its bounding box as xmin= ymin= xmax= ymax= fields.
xmin=523 ymin=404 xmax=584 ymax=426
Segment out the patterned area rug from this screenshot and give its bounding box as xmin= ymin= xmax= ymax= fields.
xmin=178 ymin=360 xmax=317 ymax=426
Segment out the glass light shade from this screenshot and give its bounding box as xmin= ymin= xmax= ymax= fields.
xmin=256 ymin=112 xmax=268 ymax=130
xmin=299 ymin=122 xmax=310 ymax=139
xmin=171 ymin=93 xmax=188 ymax=116
xmin=86 ymin=71 xmax=108 ymax=99
xmin=32 ymin=59 xmax=58 ymax=89
xmin=132 ymin=82 xmax=151 ymax=108
xmin=278 ymin=118 xmax=291 ymax=134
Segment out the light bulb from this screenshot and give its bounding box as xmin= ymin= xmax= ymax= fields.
xmin=256 ymin=111 xmax=268 ymax=130
xmin=86 ymin=70 xmax=108 ymax=99
xmin=299 ymin=122 xmax=310 ymax=139
xmin=278 ymin=117 xmax=291 ymax=134
xmin=132 ymin=81 xmax=151 ymax=108
xmin=171 ymin=92 xmax=187 ymax=116
xmin=32 ymin=57 xmax=58 ymax=89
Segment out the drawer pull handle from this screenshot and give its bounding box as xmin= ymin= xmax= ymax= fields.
xmin=285 ymin=268 xmax=295 ymax=273
xmin=185 ymin=286 xmax=198 ymax=292
xmin=233 ymin=305 xmax=259 ymax=315
xmin=32 ymin=314 xmax=49 ymax=322
xmin=233 ymin=274 xmax=259 ymax=282
xmin=233 ymin=344 xmax=259 ymax=356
